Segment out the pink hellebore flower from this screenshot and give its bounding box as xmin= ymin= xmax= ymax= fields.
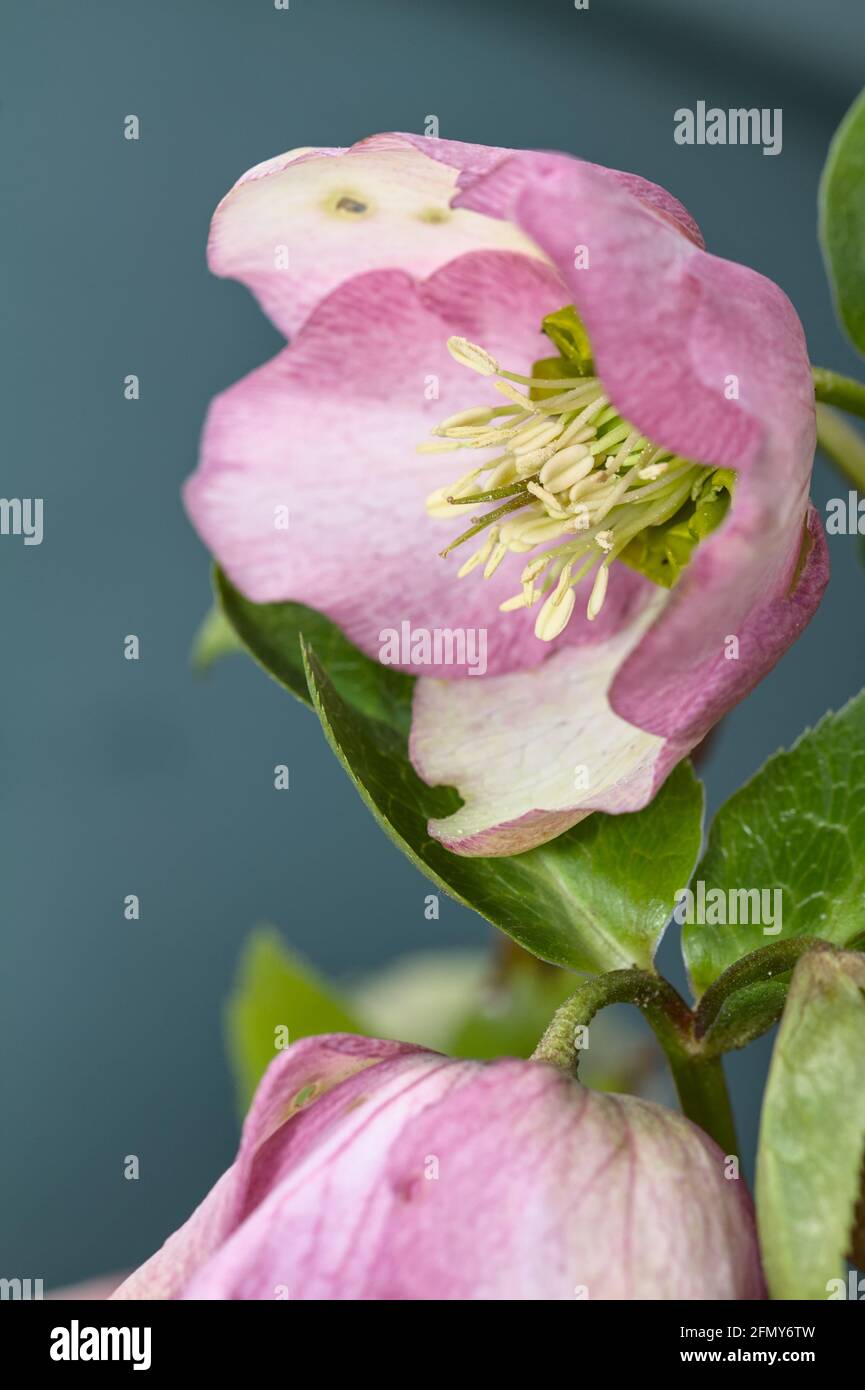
xmin=185 ymin=134 xmax=827 ymax=856
xmin=112 ymin=1035 xmax=765 ymax=1301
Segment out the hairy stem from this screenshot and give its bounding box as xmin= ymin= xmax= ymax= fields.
xmin=532 ymin=969 xmax=740 ymax=1155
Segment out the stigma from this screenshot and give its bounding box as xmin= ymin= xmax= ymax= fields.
xmin=422 ymin=334 xmax=717 ymax=642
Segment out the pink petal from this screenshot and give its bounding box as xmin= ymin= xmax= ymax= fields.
xmin=408 ymin=149 xmax=827 ymax=851
xmin=207 ymin=135 xmax=544 ymax=340
xmin=165 ymin=1047 xmax=765 ymax=1301
xmin=186 ymin=250 xmax=591 ymax=678
xmin=111 ymin=1035 xmax=414 ymax=1300
xmin=394 ymin=132 xmax=705 ymax=249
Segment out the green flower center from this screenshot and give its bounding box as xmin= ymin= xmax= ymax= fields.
xmin=421 ymin=305 xmax=734 ymax=641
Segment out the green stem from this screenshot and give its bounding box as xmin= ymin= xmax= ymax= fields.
xmin=815 ymin=402 xmax=865 ymax=491
xmin=694 ymin=936 xmax=828 ymax=1043
xmin=812 ymin=365 xmax=865 ymax=421
xmin=669 ymin=1055 xmax=739 ymax=1158
xmin=532 ymin=969 xmax=740 ymax=1155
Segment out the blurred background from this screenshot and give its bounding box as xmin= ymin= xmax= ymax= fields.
xmin=3 ymin=0 xmax=865 ymax=1288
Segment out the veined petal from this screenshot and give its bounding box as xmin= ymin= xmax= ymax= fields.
xmin=111 ymin=1035 xmax=416 ymax=1301
xmin=114 ymin=1038 xmax=765 ymax=1302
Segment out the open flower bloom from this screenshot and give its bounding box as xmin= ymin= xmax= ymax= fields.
xmin=185 ymin=134 xmax=827 ymax=855
xmin=111 ymin=1034 xmax=765 ymax=1301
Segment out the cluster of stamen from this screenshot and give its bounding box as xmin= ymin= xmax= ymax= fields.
xmin=421 ymin=336 xmax=713 ymax=640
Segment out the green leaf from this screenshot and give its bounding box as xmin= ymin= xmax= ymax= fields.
xmin=756 ymin=949 xmax=865 ymax=1300
xmin=190 ymin=603 xmax=245 ymax=672
xmin=684 ymin=691 xmax=865 ymax=996
xmin=699 ymin=978 xmax=789 ymax=1057
xmin=820 ymin=86 xmax=865 ymax=358
xmin=215 ymin=567 xmax=413 ymax=735
xmin=226 ymin=927 xmax=362 ymax=1111
xmin=302 ymin=639 xmax=704 ymax=973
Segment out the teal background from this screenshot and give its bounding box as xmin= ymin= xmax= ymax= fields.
xmin=2 ymin=0 xmax=865 ymax=1287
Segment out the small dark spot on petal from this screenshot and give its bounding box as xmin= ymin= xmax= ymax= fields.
xmin=336 ymin=195 xmax=368 ymax=214
xmin=419 ymin=207 xmax=450 ymax=224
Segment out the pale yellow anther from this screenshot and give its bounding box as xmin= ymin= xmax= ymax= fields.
xmin=527 ymin=480 xmax=567 ymax=515
xmin=587 ymin=564 xmax=610 ymax=621
xmin=551 ymin=563 xmax=573 ymax=605
xmin=499 ymin=591 xmax=530 ymax=612
xmin=457 ymin=525 xmax=498 ymax=578
xmin=425 ymin=485 xmax=456 ymax=518
xmin=483 ymin=541 xmax=508 ymax=579
xmin=462 ymin=428 xmax=523 ymax=449
xmin=515 ymin=515 xmax=573 ymax=545
xmin=521 ymin=555 xmax=550 ymax=584
xmin=539 ymin=444 xmax=593 ymax=492
xmin=514 ymin=448 xmax=553 ymax=476
xmin=595 ymin=530 xmax=615 ymax=552
xmin=417 ymin=439 xmax=461 ymax=453
xmin=425 ymin=468 xmax=483 ymax=517
xmin=500 ymin=513 xmax=539 ymax=544
xmin=447 ymin=337 xmax=500 ymax=376
xmin=512 ymin=420 xmax=563 ymax=455
xmin=486 ymin=459 xmax=520 ymax=489
xmin=638 ymin=462 xmax=669 ymax=481
xmin=535 ymin=585 xmax=576 ymax=641
xmin=435 ymin=407 xmax=496 ymax=432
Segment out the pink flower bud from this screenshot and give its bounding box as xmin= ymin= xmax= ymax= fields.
xmin=113 ymin=1035 xmax=765 ymax=1301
